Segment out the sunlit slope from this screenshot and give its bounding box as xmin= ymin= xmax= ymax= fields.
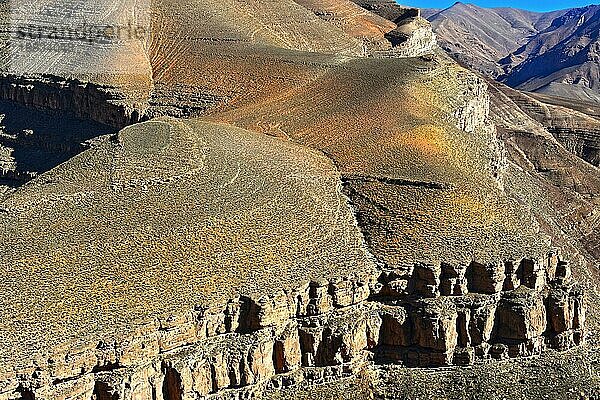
xmin=293 ymin=0 xmax=396 ymax=50
xmin=212 ymin=55 xmax=549 ymax=266
xmin=0 ymin=118 xmax=374 ymax=369
xmin=144 ymin=0 xmax=374 ymax=116
xmin=0 ymin=0 xmax=368 ymax=111
xmin=0 ymin=0 xmax=153 ymax=95
xmin=150 ymin=0 xmax=364 ymax=56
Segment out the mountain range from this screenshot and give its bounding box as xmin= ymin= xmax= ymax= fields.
xmin=424 ymin=2 xmax=600 ymax=103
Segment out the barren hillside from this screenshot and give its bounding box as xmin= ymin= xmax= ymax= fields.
xmin=0 ymin=1 xmax=598 ymax=399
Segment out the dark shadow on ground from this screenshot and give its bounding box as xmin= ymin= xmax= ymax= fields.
xmin=0 ymin=99 xmax=117 ymax=186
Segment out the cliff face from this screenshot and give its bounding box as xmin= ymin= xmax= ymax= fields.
xmin=0 ymin=75 xmax=143 ymax=129
xmin=487 ymin=80 xmax=600 ymax=167
xmin=4 ymin=254 xmax=585 ymax=399
xmin=0 ymin=1 xmax=598 ymax=399
xmin=347 ymin=0 xmax=437 ymax=57
xmin=0 ymin=76 xmax=128 ymax=193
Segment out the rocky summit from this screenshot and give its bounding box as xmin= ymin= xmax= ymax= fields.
xmin=0 ymin=0 xmax=598 ymax=399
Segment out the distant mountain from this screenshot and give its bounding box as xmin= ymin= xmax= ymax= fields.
xmin=425 ymin=2 xmax=600 ymax=103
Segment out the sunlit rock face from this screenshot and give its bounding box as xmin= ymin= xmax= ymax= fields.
xmin=0 ymin=1 xmax=598 ymax=399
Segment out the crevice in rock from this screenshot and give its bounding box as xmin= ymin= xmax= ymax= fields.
xmin=92 ymin=362 xmax=123 ymax=373
xmin=92 ymin=381 xmax=119 ymax=400
xmin=273 ymin=340 xmax=287 ymax=374
xmin=342 ymin=174 xmax=448 ymax=190
xmin=161 ymin=366 xmax=183 ymax=400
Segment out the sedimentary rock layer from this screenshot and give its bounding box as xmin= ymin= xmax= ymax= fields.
xmin=0 ymin=1 xmax=596 ymax=399
xmin=1 ymin=251 xmax=584 ymax=398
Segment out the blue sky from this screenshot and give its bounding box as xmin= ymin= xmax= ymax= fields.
xmin=399 ymin=0 xmax=597 ymax=12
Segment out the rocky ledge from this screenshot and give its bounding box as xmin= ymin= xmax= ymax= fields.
xmin=4 ymin=251 xmax=584 ymax=399
xmin=0 ymin=74 xmax=145 ymax=129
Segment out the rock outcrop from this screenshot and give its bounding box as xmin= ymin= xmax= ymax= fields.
xmin=349 ymin=1 xmax=437 ymax=57
xmin=374 ymin=16 xmax=437 ymax=58
xmin=0 ymin=83 xmax=119 ymax=192
xmin=1 ymin=252 xmax=585 ymax=399
xmin=0 ymin=1 xmax=596 ymax=399
xmin=0 ymin=74 xmax=144 ymax=129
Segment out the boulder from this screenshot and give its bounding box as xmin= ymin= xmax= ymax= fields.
xmin=495 ymin=289 xmax=546 ymax=341
xmin=410 ymin=263 xmax=440 ymax=298
xmin=468 ymin=261 xmax=505 ymax=294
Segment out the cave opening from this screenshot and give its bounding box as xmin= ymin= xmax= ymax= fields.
xmin=162 ymin=366 xmax=183 ymax=400
xmin=273 ymin=340 xmax=286 ymax=374
xmin=92 ymin=381 xmax=119 ymax=400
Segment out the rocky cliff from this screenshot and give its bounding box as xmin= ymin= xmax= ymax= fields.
xmin=0 ymin=76 xmax=127 ymax=192
xmin=2 ymin=252 xmax=585 ymax=399
xmin=0 ymin=1 xmax=597 ymax=399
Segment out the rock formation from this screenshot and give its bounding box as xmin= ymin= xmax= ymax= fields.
xmin=0 ymin=0 xmax=597 ymax=399
xmin=0 ymin=247 xmax=586 ymax=398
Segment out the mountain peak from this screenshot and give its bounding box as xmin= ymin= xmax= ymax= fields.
xmin=427 ymin=3 xmax=600 ymax=103
xmin=449 ymin=2 xmax=473 ymax=10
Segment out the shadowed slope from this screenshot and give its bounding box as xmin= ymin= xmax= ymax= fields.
xmin=502 ymin=5 xmax=600 ymax=102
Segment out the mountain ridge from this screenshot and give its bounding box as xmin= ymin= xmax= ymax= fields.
xmin=424 ymin=2 xmax=600 ymax=102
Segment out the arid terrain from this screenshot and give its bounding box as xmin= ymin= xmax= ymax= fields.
xmin=425 ymin=3 xmax=600 ymax=102
xmin=0 ymin=0 xmax=598 ymax=399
